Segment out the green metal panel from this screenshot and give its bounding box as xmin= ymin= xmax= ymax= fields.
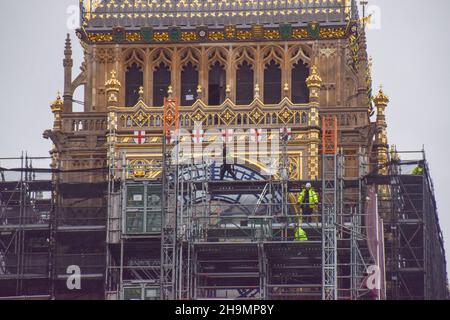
xmin=124 ymin=183 xmax=163 ymax=234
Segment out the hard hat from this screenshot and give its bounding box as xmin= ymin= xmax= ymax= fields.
xmin=306 ymin=183 xmax=312 ymax=188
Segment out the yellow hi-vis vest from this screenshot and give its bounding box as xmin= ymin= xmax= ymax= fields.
xmin=298 ymin=188 xmax=319 ymax=209
xmin=295 ymin=227 xmax=308 ymax=241
xmin=412 ymin=165 xmax=424 ymax=175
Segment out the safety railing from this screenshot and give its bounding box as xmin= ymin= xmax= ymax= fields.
xmin=0 ymin=206 xmax=51 ymax=226
xmin=0 ymin=253 xmax=49 ymax=277
xmin=179 ymin=201 xmax=367 ymax=243
xmin=55 ymin=253 xmax=106 ymax=276
xmin=56 ymin=207 xmax=107 ymax=228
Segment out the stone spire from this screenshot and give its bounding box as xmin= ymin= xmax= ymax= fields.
xmin=306 ymin=65 xmax=322 ymax=180
xmin=105 ymin=70 xmax=121 ymax=170
xmin=373 ymin=85 xmax=390 ymax=174
xmin=63 ymin=34 xmax=73 ymax=113
xmin=357 ymin=25 xmax=370 ymax=107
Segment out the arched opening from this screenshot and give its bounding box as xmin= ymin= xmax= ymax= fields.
xmin=153 ymin=63 xmax=171 ymax=107
xmin=264 ymin=60 xmax=282 ymax=104
xmin=181 ymin=62 xmax=198 ymax=106
xmin=292 ymin=61 xmax=309 ymax=104
xmin=208 ymin=62 xmax=226 ymax=106
xmin=236 ymin=61 xmax=254 ymax=105
xmin=72 ymin=85 xmax=85 ymax=112
xmin=125 ymin=63 xmax=143 ymax=107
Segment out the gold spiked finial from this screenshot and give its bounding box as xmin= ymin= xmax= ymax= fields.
xmin=52 ymin=91 xmax=63 ymax=107
xmin=51 ymin=91 xmax=63 ymax=115
xmin=306 ymin=65 xmax=322 ymax=89
xmin=373 ymin=85 xmax=390 ymax=106
xmin=105 ymin=70 xmax=121 ymax=90
xmin=51 ymin=91 xmax=63 ymax=130
xmin=139 ymin=86 xmax=144 ymax=100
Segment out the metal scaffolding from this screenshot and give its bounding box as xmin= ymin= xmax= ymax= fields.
xmin=380 ymin=150 xmax=448 ymax=300
xmin=1 ymin=148 xmax=447 ymax=300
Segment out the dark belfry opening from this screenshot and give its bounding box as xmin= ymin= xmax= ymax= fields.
xmin=292 ymin=61 xmax=310 ymax=104
xmin=208 ymin=62 xmax=226 ymax=105
xmin=125 ymin=63 xmax=143 ymax=107
xmin=181 ymin=62 xmax=199 ymax=106
xmin=264 ymin=60 xmax=282 ymax=104
xmin=153 ymin=63 xmax=171 ymax=107
xmin=236 ymin=61 xmax=254 ymax=105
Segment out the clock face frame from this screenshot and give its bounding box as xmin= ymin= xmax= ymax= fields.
xmin=179 ymin=163 xmax=283 ymax=208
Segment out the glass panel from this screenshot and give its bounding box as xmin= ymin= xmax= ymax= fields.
xmin=123 ymin=287 xmax=142 ymax=300
xmin=146 ymin=212 xmax=162 ymax=233
xmin=147 ymin=185 xmax=162 ymax=211
xmin=126 ymin=211 xmax=144 ymax=234
xmin=144 ymin=288 xmax=160 ymax=300
xmin=146 ymin=184 xmax=162 ymax=233
xmin=127 ymin=185 xmax=145 ymax=208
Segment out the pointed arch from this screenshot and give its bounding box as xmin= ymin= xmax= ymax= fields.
xmin=151 ymin=48 xmax=173 ymax=70
xmin=181 ymin=62 xmax=199 ymax=106
xmin=292 ymin=61 xmax=310 ymax=104
xmin=288 ymin=45 xmax=312 ymax=66
xmin=179 ymin=47 xmax=201 ymax=68
xmin=207 ymin=47 xmax=229 ymax=68
xmin=264 ymin=60 xmax=282 ymax=104
xmin=125 ymin=63 xmax=143 ymax=106
xmin=261 ymin=45 xmax=284 ymax=67
xmin=153 ymin=62 xmax=171 ymax=107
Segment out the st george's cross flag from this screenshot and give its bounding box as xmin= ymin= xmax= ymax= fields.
xmin=250 ymin=128 xmax=264 ymax=143
xmin=133 ymin=131 xmax=146 ymax=145
xmin=221 ymin=129 xmax=234 ymax=143
xmin=192 ymin=128 xmax=205 ymax=144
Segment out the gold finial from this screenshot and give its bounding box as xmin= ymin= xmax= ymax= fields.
xmin=167 ymin=85 xmax=173 ymax=98
xmin=306 ymin=65 xmax=322 ymax=88
xmin=225 ymin=84 xmax=231 ymax=98
xmin=51 ymin=91 xmax=63 ymax=110
xmin=105 ymin=70 xmax=121 ymax=89
xmin=283 ymin=82 xmax=289 ymax=92
xmin=139 ymin=86 xmax=144 ymax=99
xmin=373 ymin=85 xmax=389 ymax=106
xmin=197 ymin=85 xmax=202 ymax=94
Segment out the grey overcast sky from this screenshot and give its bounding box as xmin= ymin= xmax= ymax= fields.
xmin=1 ymin=1 xmax=450 ymax=274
